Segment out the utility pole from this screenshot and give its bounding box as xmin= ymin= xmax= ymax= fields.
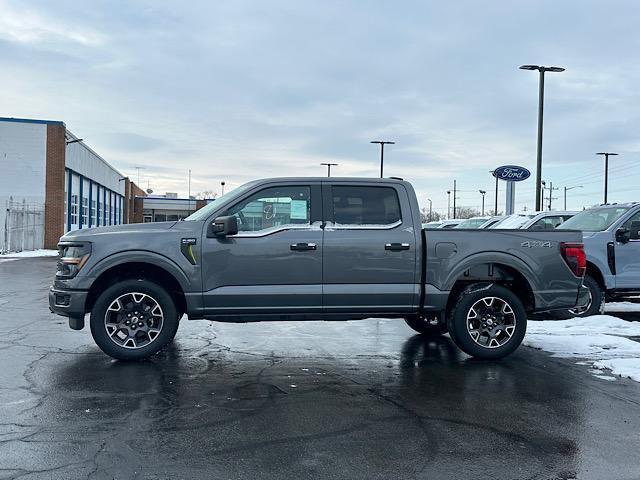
xmin=519 ymin=64 xmax=565 ymax=211
xmin=320 ymin=162 xmax=338 ymax=177
xmin=447 ymin=191 xmax=451 ymax=219
xmin=370 ymin=140 xmax=395 ymax=178
xmin=564 ymin=185 xmax=583 ymax=210
xmin=491 ymin=170 xmax=498 ymax=215
xmin=546 ymin=181 xmax=558 ymax=210
xmin=596 ymin=152 xmax=618 ymax=204
xmin=452 ymin=180 xmax=457 ymax=219
xmin=479 ymin=190 xmax=486 ymax=216
xmin=188 ymin=169 xmax=192 ymax=213
xmin=427 ymin=198 xmax=433 ymax=221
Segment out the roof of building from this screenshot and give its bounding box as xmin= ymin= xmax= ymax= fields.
xmin=0 ymin=116 xmax=65 ymax=126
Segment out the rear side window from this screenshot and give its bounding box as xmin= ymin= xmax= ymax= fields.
xmin=332 ymin=186 xmax=401 ymax=226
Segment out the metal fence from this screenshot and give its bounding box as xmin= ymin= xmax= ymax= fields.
xmin=1 ymin=198 xmax=45 ymax=254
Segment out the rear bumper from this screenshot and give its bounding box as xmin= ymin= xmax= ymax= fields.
xmin=48 ymin=287 xmax=88 ymax=330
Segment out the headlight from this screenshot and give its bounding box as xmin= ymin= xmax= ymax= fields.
xmin=56 ymin=242 xmax=92 ymax=279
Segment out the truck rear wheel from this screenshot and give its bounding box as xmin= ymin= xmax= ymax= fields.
xmin=90 ymin=279 xmax=180 ymax=361
xmin=447 ymin=284 xmax=527 ymax=359
xmin=568 ymin=275 xmax=604 ymax=317
xmin=404 ymin=315 xmax=447 ymax=336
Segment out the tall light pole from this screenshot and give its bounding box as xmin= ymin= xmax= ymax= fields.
xmin=221 ymin=181 xmax=226 ymax=196
xmin=370 ymin=140 xmax=395 ymax=178
xmin=320 ymin=162 xmax=338 ymax=177
xmin=520 ymin=64 xmax=565 ymax=211
xmin=447 ymin=190 xmax=451 ymax=219
xmin=564 ymin=185 xmax=583 ymax=210
xmin=596 ymin=152 xmax=618 ymax=203
xmin=427 ymin=198 xmax=433 ymax=221
xmin=479 ymin=190 xmax=486 ymax=216
xmin=490 ymin=170 xmax=498 ymax=215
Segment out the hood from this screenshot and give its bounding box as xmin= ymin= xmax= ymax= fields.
xmin=60 ymin=221 xmax=178 ymax=242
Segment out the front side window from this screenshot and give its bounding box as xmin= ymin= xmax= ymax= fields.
xmin=226 ymin=185 xmax=311 ymax=233
xmin=331 ymin=186 xmax=401 ymax=226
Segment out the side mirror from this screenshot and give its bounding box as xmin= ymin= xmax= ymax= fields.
xmin=615 ymin=227 xmax=630 ymax=244
xmin=629 ymin=221 xmax=640 ymax=241
xmin=207 ymin=216 xmax=238 ymax=237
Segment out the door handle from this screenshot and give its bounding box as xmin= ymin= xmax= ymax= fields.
xmin=290 ymin=242 xmax=317 ymax=251
xmin=385 ymin=243 xmax=410 ymax=251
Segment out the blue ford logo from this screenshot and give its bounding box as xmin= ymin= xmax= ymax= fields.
xmin=492 ymin=165 xmax=531 ymax=182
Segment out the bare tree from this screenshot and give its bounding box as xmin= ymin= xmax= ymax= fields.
xmin=420 ymin=208 xmax=442 ymax=223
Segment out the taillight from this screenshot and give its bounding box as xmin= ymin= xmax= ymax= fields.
xmin=560 ymin=242 xmax=586 ymax=277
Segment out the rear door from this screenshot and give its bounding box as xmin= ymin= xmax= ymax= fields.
xmin=322 ymin=182 xmax=418 ymax=313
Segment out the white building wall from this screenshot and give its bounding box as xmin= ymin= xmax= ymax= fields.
xmin=0 ymin=121 xmax=47 ymax=251
xmin=65 ymin=140 xmax=124 ymax=196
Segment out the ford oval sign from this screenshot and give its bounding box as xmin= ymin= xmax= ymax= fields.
xmin=492 ymin=165 xmax=531 ymax=182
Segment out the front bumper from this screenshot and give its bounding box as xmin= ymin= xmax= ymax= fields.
xmin=48 ymin=287 xmax=88 ymax=330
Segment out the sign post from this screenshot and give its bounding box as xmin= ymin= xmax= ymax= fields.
xmin=492 ymin=165 xmax=531 ymax=215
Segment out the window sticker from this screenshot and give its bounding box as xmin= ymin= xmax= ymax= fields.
xmin=290 ymin=200 xmax=308 ymax=220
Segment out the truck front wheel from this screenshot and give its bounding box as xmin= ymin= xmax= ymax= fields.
xmin=447 ymin=284 xmax=527 ymax=359
xmin=90 ymin=279 xmax=180 ymax=361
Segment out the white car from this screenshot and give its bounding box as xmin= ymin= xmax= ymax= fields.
xmin=492 ymin=211 xmax=577 ymax=230
xmin=453 ymin=216 xmax=493 ymax=229
xmin=437 ymin=219 xmax=462 ymax=229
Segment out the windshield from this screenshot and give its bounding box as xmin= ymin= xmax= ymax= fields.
xmin=185 ymin=180 xmax=258 ymax=221
xmin=454 ymin=217 xmax=490 ymax=229
xmin=559 ymin=207 xmax=631 ymax=232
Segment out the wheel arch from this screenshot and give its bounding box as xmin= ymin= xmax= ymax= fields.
xmin=85 ymin=261 xmax=187 ymax=316
xmin=444 ymin=262 xmax=536 ymax=319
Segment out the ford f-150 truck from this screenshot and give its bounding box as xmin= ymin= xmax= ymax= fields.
xmin=49 ymin=177 xmax=588 ymax=361
xmin=558 ymin=203 xmax=640 ymax=317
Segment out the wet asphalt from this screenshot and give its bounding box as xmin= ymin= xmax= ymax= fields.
xmin=1 ymin=258 xmax=640 ymax=480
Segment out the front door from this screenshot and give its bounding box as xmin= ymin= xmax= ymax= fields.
xmin=201 ymin=183 xmax=323 ymax=315
xmin=321 ymin=183 xmax=418 ymax=313
xmin=615 ymin=211 xmax=640 ymax=289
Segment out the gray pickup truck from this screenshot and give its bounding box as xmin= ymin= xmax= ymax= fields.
xmin=558 ymin=203 xmax=640 ymax=317
xmin=49 ymin=177 xmax=588 ymax=361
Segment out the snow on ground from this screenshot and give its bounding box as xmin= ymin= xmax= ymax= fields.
xmin=525 ymin=315 xmax=640 ymax=383
xmin=0 ymin=249 xmax=58 ymax=258
xmin=606 ymin=301 xmax=640 ymax=312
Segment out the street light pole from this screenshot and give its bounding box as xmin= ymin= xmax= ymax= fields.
xmin=221 ymin=181 xmax=226 ymax=196
xmin=596 ymin=152 xmax=618 ymax=203
xmin=446 ymin=191 xmax=451 ymax=219
xmin=519 ymin=64 xmax=565 ymax=211
xmin=320 ymin=162 xmax=338 ymax=177
xmin=370 ymin=140 xmax=395 ymax=178
xmin=452 ymin=180 xmax=457 ymax=219
xmin=479 ymin=190 xmax=486 ymax=216
xmin=563 ymin=185 xmax=583 ymax=210
xmin=427 ymin=198 xmax=433 ymax=221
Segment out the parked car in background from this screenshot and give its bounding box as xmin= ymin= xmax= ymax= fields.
xmin=422 ymin=221 xmax=442 ymax=228
xmin=478 ymin=216 xmax=505 ymax=229
xmin=437 ymin=219 xmax=462 ymax=229
xmin=492 ymin=211 xmax=576 ymax=230
xmin=453 ymin=216 xmax=492 ymax=229
xmin=559 ymin=203 xmax=640 ymax=317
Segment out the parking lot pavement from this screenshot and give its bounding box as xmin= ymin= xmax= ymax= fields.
xmin=1 ymin=258 xmax=640 ymax=480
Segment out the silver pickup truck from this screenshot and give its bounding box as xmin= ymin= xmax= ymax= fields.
xmin=49 ymin=177 xmax=589 ymax=361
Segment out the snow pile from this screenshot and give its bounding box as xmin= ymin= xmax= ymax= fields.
xmin=525 ymin=315 xmax=640 ymax=382
xmin=606 ymin=301 xmax=640 ymax=313
xmin=1 ymin=249 xmax=58 ymax=258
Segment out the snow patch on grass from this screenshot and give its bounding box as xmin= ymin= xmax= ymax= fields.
xmin=525 ymin=316 xmax=640 ymax=383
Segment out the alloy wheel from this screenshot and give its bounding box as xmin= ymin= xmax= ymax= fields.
xmin=466 ymin=296 xmax=516 ymax=349
xmin=104 ymin=292 xmax=164 ymax=349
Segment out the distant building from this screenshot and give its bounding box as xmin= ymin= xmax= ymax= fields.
xmin=134 ymin=195 xmax=213 ymax=223
xmin=0 ymin=117 xmax=145 ymax=252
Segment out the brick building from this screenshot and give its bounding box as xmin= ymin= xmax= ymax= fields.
xmin=0 ymin=117 xmax=145 ymax=252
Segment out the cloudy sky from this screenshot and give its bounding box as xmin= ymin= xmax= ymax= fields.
xmin=1 ymin=0 xmax=639 ymax=215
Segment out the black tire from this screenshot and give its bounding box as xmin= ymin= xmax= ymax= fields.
xmin=90 ymin=279 xmax=179 ymax=361
xmin=567 ymin=275 xmax=605 ymax=318
xmin=447 ymin=284 xmax=527 ymax=360
xmin=404 ymin=315 xmax=447 ymax=336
